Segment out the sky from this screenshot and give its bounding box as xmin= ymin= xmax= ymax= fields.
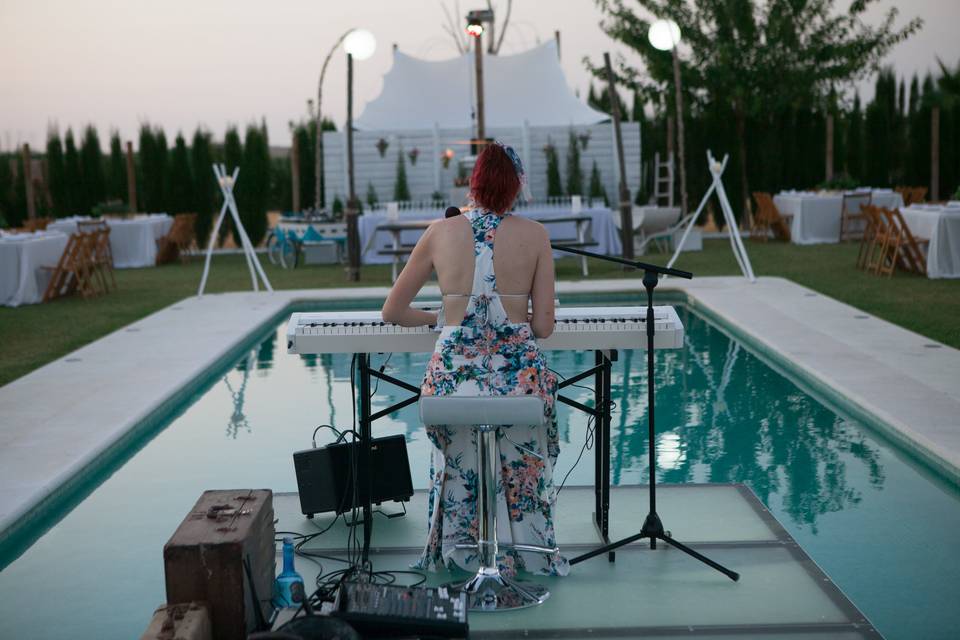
xmin=2 ymin=0 xmax=958 ymax=152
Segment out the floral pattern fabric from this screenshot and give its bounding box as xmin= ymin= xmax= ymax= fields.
xmin=416 ymin=209 xmax=569 ymax=577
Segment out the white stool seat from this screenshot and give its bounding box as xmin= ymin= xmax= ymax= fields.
xmin=419 ymin=393 xmax=552 ymax=611
xmin=420 ymin=396 xmax=545 ymax=428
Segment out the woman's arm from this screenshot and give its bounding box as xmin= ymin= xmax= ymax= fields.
xmin=381 ymin=225 xmax=439 ymax=326
xmin=529 ymin=226 xmax=556 ymax=339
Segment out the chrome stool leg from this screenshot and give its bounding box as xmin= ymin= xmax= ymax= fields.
xmin=444 ymin=428 xmax=550 ymax=611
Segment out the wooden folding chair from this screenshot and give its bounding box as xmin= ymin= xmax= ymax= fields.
xmin=751 ymin=192 xmax=792 ymax=242
xmin=869 ymin=209 xmax=903 ymax=277
xmin=839 ymin=192 xmax=872 ymax=241
xmin=857 ymin=205 xmax=882 ymax=270
xmin=41 ymin=233 xmax=98 ymax=301
xmin=156 ymin=214 xmax=197 ymax=264
xmin=890 ymin=208 xmax=929 ymax=276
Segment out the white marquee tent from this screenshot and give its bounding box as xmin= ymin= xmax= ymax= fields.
xmin=323 ymin=41 xmax=641 ymax=205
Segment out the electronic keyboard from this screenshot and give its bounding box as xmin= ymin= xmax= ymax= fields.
xmin=287 ymin=306 xmax=684 ymax=354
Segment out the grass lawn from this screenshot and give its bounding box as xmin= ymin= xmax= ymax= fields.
xmin=1 ymin=239 xmax=957 ymax=387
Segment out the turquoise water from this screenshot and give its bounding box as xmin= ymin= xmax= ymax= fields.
xmin=0 ymin=300 xmax=958 ymax=639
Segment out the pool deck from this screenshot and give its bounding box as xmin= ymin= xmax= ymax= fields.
xmin=1 ymin=276 xmax=959 ymax=546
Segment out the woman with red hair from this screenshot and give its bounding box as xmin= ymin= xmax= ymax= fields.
xmin=382 ymin=142 xmax=568 ymax=579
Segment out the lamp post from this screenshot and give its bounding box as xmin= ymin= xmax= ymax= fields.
xmin=343 ymin=28 xmax=377 ymax=282
xmin=466 ymin=9 xmax=493 ymax=148
xmin=315 ymin=29 xmax=355 ymax=212
xmin=649 ymin=19 xmax=688 ymax=217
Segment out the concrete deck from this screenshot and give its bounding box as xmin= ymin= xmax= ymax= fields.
xmin=1 ymin=276 xmax=958 ymax=547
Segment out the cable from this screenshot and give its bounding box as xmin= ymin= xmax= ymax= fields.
xmin=311 ymin=424 xmax=340 ymax=448
xmin=370 ymin=352 xmax=393 ymax=397
xmin=556 ymin=413 xmax=595 ymax=495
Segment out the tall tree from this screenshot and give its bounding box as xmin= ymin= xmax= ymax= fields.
xmin=0 ymin=154 xmax=14 ymax=227
xmin=45 ymin=129 xmax=67 ymax=217
xmin=169 ymin=133 xmax=193 ymax=213
xmin=544 ymin=141 xmax=563 ymax=197
xmin=594 ymin=0 xmax=921 ymax=218
xmin=63 ymin=129 xmax=83 ymax=214
xmin=239 ymin=122 xmax=270 ymax=245
xmin=80 ymin=125 xmax=105 ymax=211
xmin=292 ymin=123 xmax=315 ymax=209
xmin=107 ymin=131 xmax=126 ymax=204
xmin=191 ymin=128 xmax=216 ymax=247
xmin=565 ymin=130 xmax=584 ymax=196
xmin=845 ymin=95 xmax=864 ymax=182
xmin=219 ymin=126 xmax=244 ymax=243
xmin=393 ymin=150 xmax=410 ymax=201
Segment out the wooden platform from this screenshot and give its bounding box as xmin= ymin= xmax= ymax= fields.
xmin=275 ymin=484 xmax=880 ymax=638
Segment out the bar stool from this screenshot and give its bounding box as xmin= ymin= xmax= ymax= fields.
xmin=420 ymin=395 xmax=557 ymax=611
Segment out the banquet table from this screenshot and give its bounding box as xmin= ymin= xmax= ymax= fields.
xmin=357 ymin=206 xmax=621 ymax=265
xmin=47 ymin=215 xmax=173 ymax=268
xmin=0 ymin=231 xmax=70 ymax=307
xmin=899 ymin=203 xmax=960 ymax=278
xmin=773 ymin=190 xmax=904 ymax=245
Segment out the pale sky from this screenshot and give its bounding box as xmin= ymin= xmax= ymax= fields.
xmin=2 ymin=0 xmax=958 ymax=151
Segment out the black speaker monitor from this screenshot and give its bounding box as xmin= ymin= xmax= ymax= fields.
xmin=293 ymin=434 xmax=414 ymax=517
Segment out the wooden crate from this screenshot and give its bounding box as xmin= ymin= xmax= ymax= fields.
xmin=141 ymin=602 xmax=211 ymax=640
xmin=164 ymin=490 xmax=275 ymax=640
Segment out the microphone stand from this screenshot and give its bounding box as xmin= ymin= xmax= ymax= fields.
xmin=551 ymin=243 xmax=739 ymax=582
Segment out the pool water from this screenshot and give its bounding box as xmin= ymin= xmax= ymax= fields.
xmin=0 ymin=300 xmax=958 ymax=639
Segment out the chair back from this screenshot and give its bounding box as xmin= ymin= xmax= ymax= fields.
xmin=842 ymin=192 xmax=871 ymax=215
xmin=420 ymin=396 xmax=546 ymax=428
xmin=77 ymin=220 xmax=107 ymax=232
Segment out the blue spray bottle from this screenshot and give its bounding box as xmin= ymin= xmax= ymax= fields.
xmin=273 ymin=537 xmax=305 ymax=609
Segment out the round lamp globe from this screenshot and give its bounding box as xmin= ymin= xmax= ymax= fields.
xmin=344 ymin=29 xmax=377 ymax=61
xmin=648 ymin=19 xmax=681 ymax=51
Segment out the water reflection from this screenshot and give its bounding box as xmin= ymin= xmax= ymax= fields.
xmin=278 ymin=308 xmax=886 ymax=531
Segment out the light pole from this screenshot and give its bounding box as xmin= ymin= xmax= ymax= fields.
xmin=315 ymin=29 xmax=355 ymax=213
xmin=649 ymin=19 xmax=688 ymax=217
xmin=343 ymin=28 xmax=377 ymax=282
xmin=466 ymin=9 xmax=493 ymax=148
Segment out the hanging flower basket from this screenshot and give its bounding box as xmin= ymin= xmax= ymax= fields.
xmin=441 ymin=148 xmax=455 ymax=169
xmin=375 ymin=138 xmax=389 ymax=158
xmin=408 ymin=148 xmax=420 ymax=165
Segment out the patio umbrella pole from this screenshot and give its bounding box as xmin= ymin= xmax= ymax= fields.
xmin=550 ymin=244 xmax=739 ymax=582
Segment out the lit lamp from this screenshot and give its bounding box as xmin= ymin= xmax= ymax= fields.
xmin=343 ymin=28 xmax=377 ymax=281
xmin=648 ymin=19 xmax=688 ymax=216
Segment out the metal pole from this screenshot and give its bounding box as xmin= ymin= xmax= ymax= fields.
xmin=345 ymin=52 xmax=360 ymax=282
xmin=603 ymin=52 xmax=634 ymax=260
xmin=316 ymin=29 xmax=354 ymax=212
xmin=125 ymin=141 xmax=137 ymax=212
xmin=475 ymin=32 xmax=485 ymax=143
xmin=671 ymin=46 xmax=688 ymax=216
xmin=291 ymin=132 xmax=300 ymax=214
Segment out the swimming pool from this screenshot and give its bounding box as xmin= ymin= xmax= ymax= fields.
xmin=0 ymin=297 xmax=957 ymax=639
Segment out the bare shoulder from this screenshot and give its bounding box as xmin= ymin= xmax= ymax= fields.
xmin=502 ymin=215 xmax=549 ymax=239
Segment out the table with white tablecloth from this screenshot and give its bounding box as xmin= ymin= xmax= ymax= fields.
xmin=0 ymin=231 xmax=70 ymax=307
xmin=773 ymin=190 xmax=904 ymax=244
xmin=357 ymin=207 xmax=621 ymax=265
xmin=899 ymin=203 xmax=960 ymax=278
xmin=46 ymin=214 xmax=173 ymax=268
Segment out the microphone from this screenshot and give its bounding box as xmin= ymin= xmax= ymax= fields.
xmin=444 ymin=206 xmax=461 ymax=218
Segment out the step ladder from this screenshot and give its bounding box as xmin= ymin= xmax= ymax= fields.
xmin=653 ymin=152 xmax=675 ymax=207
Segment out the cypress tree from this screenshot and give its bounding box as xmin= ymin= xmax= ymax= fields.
xmin=153 ymin=128 xmax=169 ymax=211
xmin=366 ymin=181 xmax=379 ymax=207
xmin=544 ymin=141 xmax=563 ymax=197
xmin=631 ymin=89 xmax=643 ymax=122
xmin=293 ymin=123 xmax=315 ymax=210
xmin=169 ymin=133 xmax=193 ymax=213
xmin=239 ymin=122 xmax=270 ymax=245
xmin=63 ymin=129 xmax=83 ymax=214
xmin=0 ymin=154 xmax=14 ymax=227
xmin=393 ymin=150 xmax=410 ymax=201
xmin=587 ymin=84 xmax=601 ymax=111
xmin=588 ymin=160 xmax=607 ymax=205
xmin=565 ymin=130 xmax=583 ymax=196
xmin=11 ymin=154 xmax=28 ymax=227
xmin=45 ymin=129 xmax=67 ymax=217
xmin=107 ymin=131 xmax=126 ymax=204
xmin=80 ymin=125 xmax=105 ymax=211
xmin=137 ymin=124 xmax=155 ymax=211
xmin=191 ymin=128 xmax=216 ymax=247
xmin=219 ymin=126 xmax=244 ymax=243
xmin=845 ymin=95 xmax=864 ymax=182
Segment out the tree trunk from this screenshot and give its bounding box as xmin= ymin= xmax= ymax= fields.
xmin=735 ymin=106 xmax=752 ymax=229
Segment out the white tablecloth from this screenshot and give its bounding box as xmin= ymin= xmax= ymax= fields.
xmin=357 ymin=207 xmax=621 ymax=265
xmin=773 ymin=190 xmax=904 ymax=245
xmin=900 ymin=204 xmax=960 ymax=278
xmin=47 ymin=215 xmax=173 ymax=268
xmin=0 ymin=231 xmax=70 ymax=307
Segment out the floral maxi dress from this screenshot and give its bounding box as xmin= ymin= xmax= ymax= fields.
xmin=416 ymin=209 xmax=570 ymax=577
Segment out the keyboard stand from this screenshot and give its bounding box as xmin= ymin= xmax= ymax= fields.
xmin=352 ymin=350 xmax=618 ymax=566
